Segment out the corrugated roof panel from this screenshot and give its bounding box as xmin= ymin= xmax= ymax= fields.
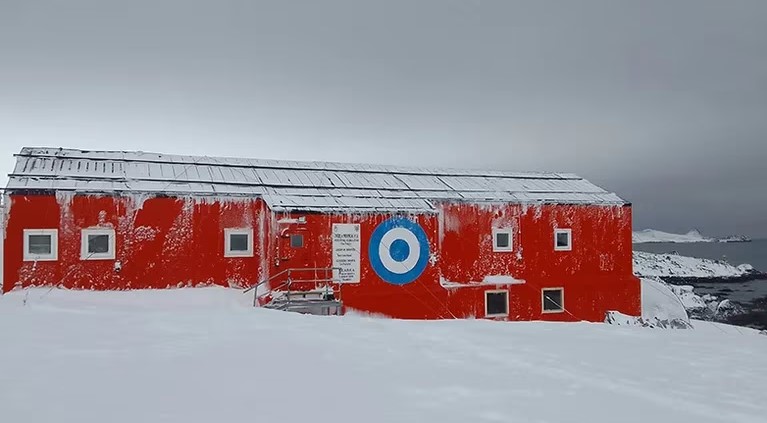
xmin=6 ymin=148 xmax=628 ymax=210
xmin=395 ymin=174 xmax=449 ymax=191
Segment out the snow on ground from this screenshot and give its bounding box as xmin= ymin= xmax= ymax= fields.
xmin=633 ymin=229 xmax=714 ymax=243
xmin=1 ymin=288 xmax=766 ymax=423
xmin=634 ymin=251 xmax=754 ymax=279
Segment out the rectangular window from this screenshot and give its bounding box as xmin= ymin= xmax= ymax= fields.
xmin=225 ymin=228 xmax=254 ymax=257
xmin=542 ymin=288 xmax=564 ymax=313
xmin=492 ymin=228 xmax=513 ymax=252
xmin=23 ymin=229 xmax=58 ymax=261
xmin=554 ymin=228 xmax=572 ymax=251
xmin=81 ymin=228 xmax=116 ymax=260
xmin=290 ymin=234 xmax=304 ymax=248
xmin=485 ymin=290 xmax=509 ymax=317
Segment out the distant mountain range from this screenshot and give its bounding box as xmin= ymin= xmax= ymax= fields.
xmin=632 ymin=229 xmax=752 ymax=244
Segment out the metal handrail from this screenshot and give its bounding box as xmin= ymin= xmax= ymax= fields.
xmin=243 ymin=267 xmax=342 ymax=307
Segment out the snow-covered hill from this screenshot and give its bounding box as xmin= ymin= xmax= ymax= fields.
xmin=1 ymin=287 xmax=766 ymax=423
xmin=633 ymin=229 xmax=714 ymax=243
xmin=633 ymin=251 xmax=755 ymax=279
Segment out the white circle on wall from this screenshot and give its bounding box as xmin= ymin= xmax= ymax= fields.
xmin=378 ymin=227 xmax=421 ymax=275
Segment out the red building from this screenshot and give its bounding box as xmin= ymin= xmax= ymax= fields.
xmin=2 ymin=147 xmax=640 ymax=321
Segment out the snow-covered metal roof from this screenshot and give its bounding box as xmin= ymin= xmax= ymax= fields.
xmin=6 ymin=147 xmax=628 ymax=212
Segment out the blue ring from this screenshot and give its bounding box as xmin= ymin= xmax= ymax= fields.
xmin=369 ymin=217 xmax=430 ymax=285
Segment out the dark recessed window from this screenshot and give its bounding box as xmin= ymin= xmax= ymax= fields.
xmin=554 ymin=229 xmax=572 ymax=251
xmin=290 ymin=234 xmax=304 ymax=248
xmin=229 ymin=234 xmax=249 ymax=252
xmin=485 ymin=290 xmax=509 ymax=317
xmin=492 ymin=228 xmax=513 ymax=252
xmin=28 ymin=235 xmax=53 ymax=255
xmin=542 ymin=288 xmax=564 ymax=313
xmin=88 ymin=234 xmax=110 ymax=254
xmin=496 ymin=232 xmax=509 ymax=248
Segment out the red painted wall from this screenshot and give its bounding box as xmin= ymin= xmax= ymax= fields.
xmin=262 ymin=203 xmax=639 ymax=321
xmin=2 ymin=194 xmax=266 ymax=292
xmin=2 ymin=193 xmax=640 ymax=322
xmin=438 ymin=203 xmax=640 ymax=321
xmin=265 ymin=212 xmax=449 ymax=319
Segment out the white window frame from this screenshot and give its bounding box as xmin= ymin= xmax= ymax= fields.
xmin=554 ymin=228 xmax=572 ymax=251
xmin=484 ymin=289 xmax=509 ymax=318
xmin=541 ymin=287 xmax=565 ymax=314
xmin=224 ymin=228 xmax=254 ymax=258
xmin=492 ymin=227 xmax=513 ymax=252
xmin=81 ymin=228 xmax=116 ymax=260
xmin=23 ymin=229 xmax=59 ymax=261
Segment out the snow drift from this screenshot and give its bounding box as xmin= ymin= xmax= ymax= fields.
xmin=1 ymin=287 xmax=766 ymax=423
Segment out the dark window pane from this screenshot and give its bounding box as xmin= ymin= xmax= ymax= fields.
xmin=290 ymin=234 xmax=304 ymax=248
xmin=495 ymin=232 xmax=510 ymax=248
xmin=556 ymin=232 xmax=570 ymax=248
xmin=543 ymin=289 xmax=563 ymax=311
xmin=229 ymin=234 xmax=249 ymax=251
xmin=88 ymin=234 xmax=110 ymax=254
xmin=486 ymin=292 xmax=508 ymax=315
xmin=28 ymin=235 xmax=52 ymax=255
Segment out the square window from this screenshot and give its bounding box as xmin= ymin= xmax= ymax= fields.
xmin=492 ymin=228 xmax=513 ymax=252
xmin=485 ymin=290 xmax=509 ymax=317
xmin=88 ymin=234 xmax=110 ymax=254
xmin=542 ymin=288 xmax=564 ymax=313
xmin=23 ymin=229 xmax=58 ymax=261
xmin=225 ymin=228 xmax=254 ymax=257
xmin=29 ymin=235 xmax=53 ymax=255
xmin=554 ymin=229 xmax=572 ymax=251
xmin=290 ymin=234 xmax=304 ymax=248
xmin=229 ymin=234 xmax=250 ymax=252
xmin=81 ymin=228 xmax=116 ymax=260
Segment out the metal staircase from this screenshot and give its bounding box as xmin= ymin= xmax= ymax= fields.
xmin=243 ymin=267 xmax=343 ymax=316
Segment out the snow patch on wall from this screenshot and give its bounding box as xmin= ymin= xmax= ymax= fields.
xmin=440 ymin=275 xmax=526 ymax=288
xmin=132 ymin=226 xmax=159 ymax=243
xmin=442 ymin=211 xmax=462 ymax=233
xmin=482 ymin=275 xmax=525 ymax=285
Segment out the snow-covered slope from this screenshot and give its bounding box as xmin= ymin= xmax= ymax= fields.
xmin=633 ymin=251 xmax=754 ymax=279
xmin=633 ymin=229 xmax=714 ymax=243
xmin=1 ymin=288 xmax=766 ymax=423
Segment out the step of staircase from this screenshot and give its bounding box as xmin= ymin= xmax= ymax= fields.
xmin=264 ymin=290 xmax=343 ymax=316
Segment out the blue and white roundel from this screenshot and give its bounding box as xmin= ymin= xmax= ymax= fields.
xmin=369 ymin=217 xmax=430 ymax=285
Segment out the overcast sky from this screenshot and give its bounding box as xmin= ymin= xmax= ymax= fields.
xmin=1 ymin=0 xmax=765 ymax=237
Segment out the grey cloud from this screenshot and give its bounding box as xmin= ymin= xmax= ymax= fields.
xmin=1 ymin=0 xmax=765 ymax=236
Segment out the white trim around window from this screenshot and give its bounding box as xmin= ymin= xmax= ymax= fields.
xmin=81 ymin=228 xmax=116 ymax=260
xmin=23 ymin=229 xmax=59 ymax=261
xmin=492 ymin=227 xmax=513 ymax=252
xmin=542 ymin=287 xmax=565 ymax=314
xmin=224 ymin=228 xmax=254 ymax=258
xmin=484 ymin=289 xmax=509 ymax=318
xmin=554 ymin=228 xmax=572 ymax=251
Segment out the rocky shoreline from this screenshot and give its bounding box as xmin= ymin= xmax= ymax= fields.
xmin=650 ymin=276 xmax=767 ymax=330
xmin=636 ymin=251 xmax=767 ymax=330
xmin=658 ymin=272 xmax=767 ymax=285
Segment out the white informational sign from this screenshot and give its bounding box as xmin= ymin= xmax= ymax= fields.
xmin=332 ymin=223 xmax=361 ymax=283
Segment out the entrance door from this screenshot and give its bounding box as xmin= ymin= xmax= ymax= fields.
xmin=278 ymin=226 xmax=309 ymax=268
